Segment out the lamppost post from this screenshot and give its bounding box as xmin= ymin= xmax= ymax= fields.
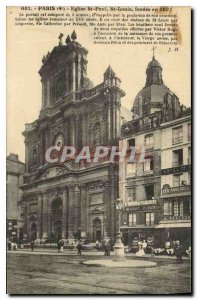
xmin=113 ymin=198 xmax=125 ymax=261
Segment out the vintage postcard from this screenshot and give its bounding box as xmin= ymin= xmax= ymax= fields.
xmin=6 ymin=6 xmax=191 ymax=294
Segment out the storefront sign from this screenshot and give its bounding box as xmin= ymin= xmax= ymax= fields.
xmin=161 ymin=165 xmax=191 ymax=175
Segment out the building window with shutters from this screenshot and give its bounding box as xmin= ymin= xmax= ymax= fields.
xmin=127 ymin=162 xmax=136 ymax=177
xmin=172 ymin=149 xmax=183 ymax=167
xmin=145 ymin=184 xmax=154 ymax=200
xmin=172 ymin=126 xmax=183 ymax=144
xmin=128 ymin=213 xmax=136 ymax=227
xmin=188 ymin=123 xmax=191 ymax=141
xmin=145 ymin=134 xmax=153 ymax=150
xmin=164 ymin=201 xmax=173 ymax=216
xmin=188 ymin=147 xmax=191 ymax=165
xmin=145 ymin=212 xmax=154 ymax=226
xmin=144 ymin=155 xmax=153 ymax=173
xmin=126 ymin=188 xmax=134 ymax=201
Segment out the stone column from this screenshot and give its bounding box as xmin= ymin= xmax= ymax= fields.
xmin=80 ymin=185 xmax=87 ymax=237
xmin=41 ymin=80 xmax=44 ymax=108
xmin=116 ymin=103 xmax=121 ymax=138
xmin=67 ymin=185 xmax=76 ymax=238
xmin=107 ymin=95 xmax=111 ymax=142
xmin=24 ymin=139 xmax=29 ymax=173
xmin=104 ymin=184 xmax=111 ymax=240
xmin=42 ymin=192 xmax=49 ymax=239
xmin=65 ymin=68 xmax=68 ymax=95
xmin=74 ymin=186 xmax=81 ymax=232
xmin=77 ymin=54 xmax=82 ymax=90
xmin=39 ymin=130 xmax=45 ymax=165
xmin=113 ymin=93 xmax=116 ymax=140
xmin=69 ymin=117 xmax=75 ymax=146
xmin=46 ymin=79 xmax=50 ymax=107
xmin=64 ymin=120 xmax=69 ymax=145
xmin=37 ymin=192 xmax=43 ymax=239
xmin=75 ymin=115 xmax=79 ymax=148
xmin=62 ymin=187 xmax=68 ymax=239
xmin=72 ymin=55 xmax=76 ymax=92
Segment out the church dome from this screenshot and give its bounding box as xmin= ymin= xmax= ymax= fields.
xmin=131 ymin=55 xmax=174 ymax=117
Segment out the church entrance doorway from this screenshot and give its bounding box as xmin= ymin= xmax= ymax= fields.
xmin=93 ymin=218 xmax=102 ymax=242
xmin=51 ymin=198 xmax=63 ymax=241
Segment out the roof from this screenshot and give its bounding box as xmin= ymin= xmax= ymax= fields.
xmin=133 ymin=84 xmax=170 ymax=107
xmin=147 ymin=57 xmax=162 ymax=70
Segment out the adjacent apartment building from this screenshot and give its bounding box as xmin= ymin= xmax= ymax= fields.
xmin=157 ymin=112 xmax=191 ymax=244
xmin=119 ymin=54 xmax=191 ymax=247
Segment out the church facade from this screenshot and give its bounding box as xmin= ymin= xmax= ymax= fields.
xmin=20 ymin=32 xmax=125 ymax=243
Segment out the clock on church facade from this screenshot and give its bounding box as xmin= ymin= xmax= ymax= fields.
xmin=20 ymin=31 xmax=125 ymax=243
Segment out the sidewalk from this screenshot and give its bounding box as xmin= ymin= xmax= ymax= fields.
xmin=7 ymin=248 xmax=189 ymax=260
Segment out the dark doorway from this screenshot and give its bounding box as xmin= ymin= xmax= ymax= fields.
xmin=51 ymin=198 xmax=63 ymax=241
xmin=93 ymin=219 xmax=102 ymax=242
xmin=31 ymin=223 xmax=37 ymax=241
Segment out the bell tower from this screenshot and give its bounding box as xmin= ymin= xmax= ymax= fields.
xmin=39 ymin=31 xmax=89 ymax=109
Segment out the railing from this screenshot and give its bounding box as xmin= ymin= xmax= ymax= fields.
xmin=145 ymin=221 xmax=154 ymax=226
xmin=145 ymin=144 xmax=154 ymax=150
xmin=172 ymin=136 xmax=183 ymax=144
xmin=128 ymin=222 xmax=136 ymax=227
xmin=172 ymin=162 xmax=183 ymax=168
xmin=162 ymin=185 xmax=191 ymax=194
xmin=127 ymin=222 xmax=154 ymax=227
xmin=163 ymin=215 xmax=191 ymax=220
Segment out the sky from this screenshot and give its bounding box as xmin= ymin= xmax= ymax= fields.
xmin=7 ymin=7 xmax=191 ymax=162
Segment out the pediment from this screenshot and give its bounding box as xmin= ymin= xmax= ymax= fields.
xmin=35 ymin=163 xmax=76 ymax=181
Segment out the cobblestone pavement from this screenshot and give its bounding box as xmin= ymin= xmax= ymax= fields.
xmin=7 ymin=251 xmax=191 ymax=295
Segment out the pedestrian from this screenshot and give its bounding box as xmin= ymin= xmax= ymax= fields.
xmin=13 ymin=242 xmax=17 ymax=251
xmin=57 ymin=240 xmax=61 ymax=252
xmin=60 ymin=239 xmax=64 ymax=252
xmin=77 ymin=241 xmax=82 ymax=255
xmin=30 ymin=240 xmax=34 ymax=251
xmin=7 ymin=240 xmax=11 ymax=251
xmin=142 ymin=240 xmax=147 ymax=254
xmin=95 ymin=240 xmax=99 ymax=249
xmin=104 ymin=242 xmax=108 ymax=256
xmin=11 ymin=241 xmax=15 ymax=251
xmin=136 ymin=242 xmax=145 ymax=256
xmin=106 ymin=242 xmax=111 ymax=256
xmin=174 ymin=240 xmax=183 ymax=263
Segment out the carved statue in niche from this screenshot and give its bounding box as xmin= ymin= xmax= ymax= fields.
xmin=93 ymin=122 xmax=101 ymax=146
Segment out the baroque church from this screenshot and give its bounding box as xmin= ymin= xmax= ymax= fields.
xmin=20 ymin=31 xmax=127 ymax=243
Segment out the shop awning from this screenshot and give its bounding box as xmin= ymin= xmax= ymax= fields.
xmin=156 ymin=223 xmax=191 ymax=229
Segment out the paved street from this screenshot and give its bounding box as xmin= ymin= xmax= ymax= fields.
xmin=7 ymin=250 xmax=191 ymax=295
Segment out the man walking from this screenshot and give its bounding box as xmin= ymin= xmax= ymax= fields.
xmin=77 ymin=241 xmax=82 ymax=255
xmin=174 ymin=240 xmax=183 ymax=263
xmin=30 ymin=240 xmax=34 ymax=251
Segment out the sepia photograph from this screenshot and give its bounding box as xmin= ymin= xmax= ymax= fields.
xmin=6 ymin=5 xmax=191 ymax=295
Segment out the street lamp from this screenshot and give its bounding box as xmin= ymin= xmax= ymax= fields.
xmin=113 ymin=198 xmax=125 ymax=261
